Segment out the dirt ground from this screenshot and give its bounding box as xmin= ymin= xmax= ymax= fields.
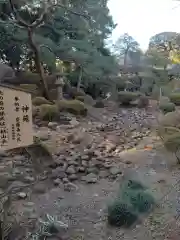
xmin=5 ymin=100 xmax=180 ymax=239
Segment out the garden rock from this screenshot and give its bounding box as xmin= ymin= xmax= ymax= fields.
xmin=68 ymin=174 xmax=78 ymax=181
xmin=82 ymin=173 xmax=98 ymax=183
xmin=48 ymin=121 xmax=58 ymax=129
xmin=17 ymin=192 xmax=27 ymax=199
xmin=64 ymin=182 xmax=78 ymax=192
xmin=66 ymin=166 xmax=76 ymax=175
xmin=54 ymin=178 xmax=61 ymax=186
xmin=51 ymin=167 xmax=67 ymax=179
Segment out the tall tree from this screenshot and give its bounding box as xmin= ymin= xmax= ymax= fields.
xmin=0 ymin=0 xmax=119 ymax=99
xmin=114 ymin=33 xmax=140 ymax=69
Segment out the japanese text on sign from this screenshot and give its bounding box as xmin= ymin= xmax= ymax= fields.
xmin=0 ymin=85 xmax=33 ymax=150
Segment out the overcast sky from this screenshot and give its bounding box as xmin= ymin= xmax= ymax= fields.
xmin=108 ymin=0 xmax=180 ymax=50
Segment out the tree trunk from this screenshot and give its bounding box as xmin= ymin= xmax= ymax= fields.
xmin=124 ymin=50 xmax=128 ymax=73
xmin=0 ymin=221 xmax=3 ymax=240
xmin=27 ymin=28 xmax=51 ymax=100
xmin=77 ymin=66 xmax=82 ymax=91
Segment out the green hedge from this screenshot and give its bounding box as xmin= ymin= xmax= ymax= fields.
xmin=169 ymin=93 xmax=180 ymax=105
xmin=159 ymin=101 xmax=175 ymax=114
xmin=118 ymin=91 xmax=139 ymax=105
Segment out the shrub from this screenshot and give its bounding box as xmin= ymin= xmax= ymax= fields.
xmin=93 ymin=100 xmax=104 ymax=108
xmin=32 ymin=97 xmax=52 ymax=106
xmin=75 ymin=96 xmax=84 ymax=102
xmin=158 ymin=126 xmax=180 ymax=163
xmin=75 ymin=94 xmax=95 ymax=106
xmin=69 ymin=87 xmax=85 ymax=98
xmin=116 ymin=82 xmax=126 ymax=91
xmin=20 ymin=84 xmax=38 ymax=92
xmin=137 ymin=95 xmax=149 ymax=108
xmin=125 ymin=180 xmax=146 ymax=191
xmin=162 ymin=131 xmax=180 ymax=152
xmin=158 ymin=111 xmax=180 ymax=128
xmin=107 ymin=179 xmax=155 ymax=227
xmin=157 ymin=111 xmax=180 ymax=163
xmin=118 ymin=91 xmax=139 ymax=105
xmin=159 ymin=102 xmax=175 ymax=114
xmin=169 ymin=93 xmax=180 ymax=105
xmin=108 ymin=200 xmax=138 ymax=227
xmin=38 ymin=104 xmax=59 ymax=121
xmin=58 ymin=99 xmax=87 ymax=116
xmin=159 ymin=96 xmax=170 ymax=103
xmin=49 ymin=89 xmax=58 ymax=100
xmin=128 ymin=190 xmax=155 ymax=213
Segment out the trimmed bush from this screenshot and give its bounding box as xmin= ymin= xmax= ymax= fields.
xmin=20 ymin=84 xmax=38 ymax=92
xmin=75 ymin=96 xmax=84 ymax=102
xmin=169 ymin=93 xmax=180 ymax=105
xmin=158 ymin=126 xmax=180 ymax=163
xmin=69 ymin=87 xmax=85 ymax=98
xmin=116 ymin=81 xmax=126 ymax=91
xmin=163 ymin=132 xmax=180 ymax=153
xmin=58 ymin=99 xmax=87 ymax=116
xmin=159 ymin=96 xmax=170 ymax=103
xmin=158 ymin=111 xmax=180 ymax=128
xmin=38 ymin=104 xmax=59 ymax=121
xmin=32 ymin=97 xmax=52 ymax=106
xmin=93 ymin=100 xmax=104 ymax=108
xmin=159 ymin=101 xmax=175 ymax=114
xmin=108 ymin=200 xmax=138 ymax=227
xmin=118 ymin=91 xmax=139 ymax=105
xmin=137 ymin=95 xmax=149 ymax=108
xmin=76 ymin=95 xmax=95 ymax=106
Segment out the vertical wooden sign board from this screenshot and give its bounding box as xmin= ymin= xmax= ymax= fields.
xmin=0 ymin=85 xmax=33 ymax=150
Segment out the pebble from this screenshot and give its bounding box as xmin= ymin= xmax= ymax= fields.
xmin=51 ymin=167 xmax=67 ymax=179
xmin=87 ymin=167 xmax=99 ymax=174
xmin=64 ymin=182 xmax=78 ymax=192
xmin=66 ymin=166 xmax=76 ymax=175
xmin=48 ymin=122 xmax=58 ymax=129
xmin=68 ymin=174 xmax=78 ymax=181
xmin=78 ymin=167 xmax=86 ymax=173
xmin=54 ymin=178 xmax=61 ymax=186
xmin=82 ymin=173 xmax=98 ymax=183
xmin=18 ymin=192 xmax=27 ymax=199
xmin=81 ymin=155 xmax=89 ymax=161
xmin=24 ymin=176 xmax=35 ymax=183
xmin=62 ymin=178 xmax=69 ymax=183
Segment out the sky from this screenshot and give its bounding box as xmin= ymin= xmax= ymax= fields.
xmin=108 ymin=0 xmax=180 ymax=51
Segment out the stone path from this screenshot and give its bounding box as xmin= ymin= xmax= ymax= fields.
xmin=13 ymin=140 xmax=180 ymax=240
xmin=4 ymin=102 xmax=180 ymax=239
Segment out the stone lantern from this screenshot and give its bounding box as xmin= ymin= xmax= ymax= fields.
xmin=55 ymin=73 xmax=64 ymax=101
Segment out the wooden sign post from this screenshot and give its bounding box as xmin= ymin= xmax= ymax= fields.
xmin=0 ymin=85 xmax=33 ymax=151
